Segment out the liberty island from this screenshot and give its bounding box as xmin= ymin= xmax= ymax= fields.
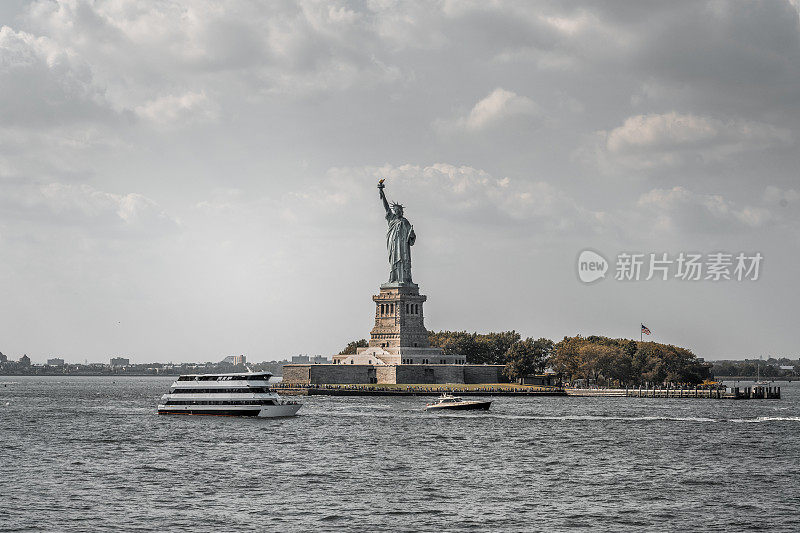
xmin=280 ymin=180 xmax=778 ymax=399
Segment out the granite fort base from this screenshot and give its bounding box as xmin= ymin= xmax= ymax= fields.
xmin=283 ymin=363 xmax=509 ymax=385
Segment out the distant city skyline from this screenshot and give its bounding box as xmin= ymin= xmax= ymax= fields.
xmin=1 ymin=2 xmax=798 ymax=362
xmin=0 ymin=351 xmax=333 ymax=365
xmin=3 ymin=350 xmax=796 ymax=366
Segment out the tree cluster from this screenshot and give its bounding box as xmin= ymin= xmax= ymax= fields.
xmin=428 ymin=330 xmax=521 ymax=365
xmin=427 ymin=330 xmax=553 ymax=380
xmin=549 ymin=335 xmax=711 ymax=386
xmin=338 ymin=339 xmax=368 ymax=355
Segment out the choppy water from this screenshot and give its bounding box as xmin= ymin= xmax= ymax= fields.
xmin=1 ymin=377 xmax=799 ymax=532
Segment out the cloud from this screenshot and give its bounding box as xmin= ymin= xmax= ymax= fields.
xmin=0 ymin=25 xmax=117 ymax=128
xmin=192 ymin=162 xmax=605 ymax=242
xmin=628 ymin=2 xmax=800 ymax=108
xmin=22 ymin=0 xmax=408 ymax=109
xmin=135 ymin=91 xmax=218 ymax=125
xmin=437 ymin=88 xmax=540 ymax=134
xmin=763 ymin=185 xmax=800 ymax=207
xmin=0 ymin=181 xmax=178 ymax=238
xmin=0 ymin=24 xmax=133 ymax=179
xmin=283 ymin=163 xmax=606 ymax=240
xmin=596 ymin=112 xmax=793 ymax=171
xmin=635 ymin=186 xmax=771 ymax=234
xmin=465 ymin=88 xmax=539 ymax=131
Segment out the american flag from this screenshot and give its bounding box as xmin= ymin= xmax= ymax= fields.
xmin=641 ymin=324 xmax=651 ymax=335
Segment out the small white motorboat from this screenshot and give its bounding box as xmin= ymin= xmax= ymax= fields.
xmin=425 ymin=393 xmax=491 ymax=412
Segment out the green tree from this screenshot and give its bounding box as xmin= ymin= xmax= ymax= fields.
xmin=483 ymin=331 xmax=521 ymax=365
xmin=503 ymin=337 xmax=554 ymax=381
xmin=625 ymin=340 xmax=638 ymax=358
xmin=429 ymin=330 xmax=521 ymax=364
xmin=338 ymin=339 xmax=367 ymax=355
xmin=550 ymin=335 xmax=587 ymax=384
xmin=429 ymin=331 xmax=484 ymax=362
xmin=577 ymin=343 xmax=616 ymax=385
xmin=606 ymin=349 xmax=634 ymax=387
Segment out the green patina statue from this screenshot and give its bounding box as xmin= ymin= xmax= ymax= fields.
xmin=378 ymin=179 xmax=415 ymax=284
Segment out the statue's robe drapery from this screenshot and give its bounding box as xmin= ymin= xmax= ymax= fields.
xmin=386 ymin=211 xmax=415 ymax=283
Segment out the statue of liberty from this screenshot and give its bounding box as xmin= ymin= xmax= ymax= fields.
xmin=378 ymin=179 xmax=415 ymax=284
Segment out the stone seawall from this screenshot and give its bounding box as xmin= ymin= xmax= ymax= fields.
xmin=282 ymin=363 xmax=509 ymax=385
xmin=283 ymin=364 xmax=374 ymax=385
xmin=464 ymin=365 xmax=505 ymax=384
xmin=274 ymin=383 xmax=565 ymax=396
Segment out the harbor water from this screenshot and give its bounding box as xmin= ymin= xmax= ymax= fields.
xmin=2 ymin=377 xmax=799 ymax=532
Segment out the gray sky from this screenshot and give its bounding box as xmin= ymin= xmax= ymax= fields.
xmin=1 ymin=1 xmax=798 ymax=363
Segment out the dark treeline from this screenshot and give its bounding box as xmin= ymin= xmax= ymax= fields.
xmin=428 ymin=331 xmax=526 ymax=365
xmin=428 ymin=331 xmax=552 ymax=380
xmin=712 ymin=358 xmax=799 ymax=378
xmin=548 ymin=335 xmax=710 ymax=386
xmin=428 ymin=331 xmax=712 ymax=385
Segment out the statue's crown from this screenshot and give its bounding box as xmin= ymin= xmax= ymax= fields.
xmin=391 ymin=201 xmax=404 ymax=209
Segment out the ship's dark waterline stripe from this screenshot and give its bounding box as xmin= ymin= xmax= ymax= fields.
xmin=428 ymin=403 xmax=491 ymax=411
xmin=158 ymin=409 xmax=261 ymax=417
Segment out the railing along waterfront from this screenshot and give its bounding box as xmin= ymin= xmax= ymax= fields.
xmin=273 ymin=383 xmax=780 ymax=399
xmin=566 ymin=385 xmax=780 ymax=400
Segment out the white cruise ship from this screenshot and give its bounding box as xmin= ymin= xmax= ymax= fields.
xmin=157 ymin=371 xmax=301 ymax=418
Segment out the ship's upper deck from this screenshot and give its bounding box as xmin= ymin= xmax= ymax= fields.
xmin=175 ymin=372 xmax=273 ymax=382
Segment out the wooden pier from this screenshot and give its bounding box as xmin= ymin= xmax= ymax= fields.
xmin=567 ymin=385 xmax=780 ymax=400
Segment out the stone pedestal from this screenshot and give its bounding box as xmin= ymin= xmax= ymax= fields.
xmin=331 ymin=282 xmax=464 ymax=366
xmin=369 ymin=282 xmax=430 ymax=350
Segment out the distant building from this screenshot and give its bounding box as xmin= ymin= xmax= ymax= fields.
xmin=19 ymin=354 xmax=31 ymax=366
xmin=291 ymin=355 xmax=310 ymax=363
xmin=110 ymin=357 xmax=130 ymax=367
xmin=310 ymin=355 xmax=330 ymax=364
xmin=47 ymin=358 xmax=65 ymax=366
xmin=221 ymin=355 xmax=246 ymax=365
xmin=780 ymin=365 xmax=795 ymax=371
xmin=0 ymin=352 xmax=7 ymax=363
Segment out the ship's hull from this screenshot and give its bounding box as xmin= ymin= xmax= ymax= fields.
xmin=158 ymin=403 xmax=301 ymax=418
xmin=426 ymin=401 xmax=491 ymax=411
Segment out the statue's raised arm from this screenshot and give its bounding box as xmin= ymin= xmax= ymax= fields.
xmin=378 ymin=178 xmax=390 ymax=215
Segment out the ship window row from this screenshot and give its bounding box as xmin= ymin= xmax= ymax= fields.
xmin=164 ymin=399 xmax=278 ymax=406
xmin=177 ymin=375 xmax=270 ymax=382
xmin=170 ymin=387 xmax=272 ymax=394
